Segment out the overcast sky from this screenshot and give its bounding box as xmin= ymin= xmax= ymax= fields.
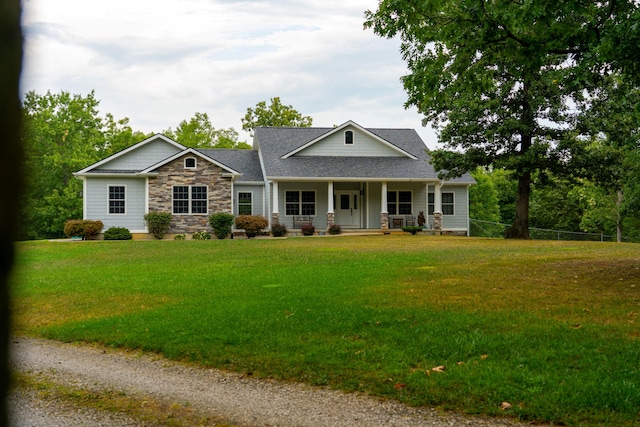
xmin=21 ymin=0 xmax=439 ymax=148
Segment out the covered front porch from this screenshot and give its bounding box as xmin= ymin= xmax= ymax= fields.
xmin=268 ymin=180 xmax=451 ymax=232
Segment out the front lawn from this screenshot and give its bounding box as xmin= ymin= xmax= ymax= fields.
xmin=11 ymin=236 xmax=640 ymax=426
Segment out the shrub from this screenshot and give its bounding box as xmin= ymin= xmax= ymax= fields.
xmin=301 ymin=224 xmax=315 ymax=236
xmin=271 ymin=223 xmax=288 ymax=237
xmin=174 ymin=234 xmax=186 ymax=240
xmin=235 ymin=215 xmax=268 ymax=238
xmin=103 ymin=227 xmax=132 ymax=240
xmin=328 ymin=224 xmax=341 ymax=235
xmin=63 ymin=220 xmax=104 ymax=240
xmin=144 ymin=212 xmax=172 ymax=239
xmin=192 ymin=231 xmax=211 ymax=240
xmin=402 ymin=226 xmax=423 ymax=235
xmin=208 ymin=212 xmax=235 ymax=239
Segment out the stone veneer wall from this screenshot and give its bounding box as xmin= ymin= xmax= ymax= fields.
xmin=148 ymin=155 xmax=232 ymax=234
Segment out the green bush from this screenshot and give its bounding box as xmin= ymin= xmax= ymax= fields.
xmin=174 ymin=234 xmax=186 ymax=240
xmin=235 ymin=215 xmax=268 ymax=238
xmin=328 ymin=224 xmax=341 ymax=235
xmin=192 ymin=231 xmax=211 ymax=240
xmin=271 ymin=223 xmax=288 ymax=237
xmin=63 ymin=220 xmax=104 ymax=240
xmin=402 ymin=226 xmax=423 ymax=235
xmin=208 ymin=212 xmax=235 ymax=239
xmin=144 ymin=212 xmax=172 ymax=239
xmin=103 ymin=227 xmax=132 ymax=240
xmin=301 ymin=224 xmax=315 ymax=236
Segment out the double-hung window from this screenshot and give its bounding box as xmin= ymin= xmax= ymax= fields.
xmin=173 ymin=185 xmax=208 ymax=214
xmin=428 ymin=192 xmax=454 ymax=215
xmin=387 ymin=191 xmax=412 ymax=215
xmin=285 ymin=190 xmax=316 ymax=216
xmin=238 ymin=192 xmax=252 ymax=215
xmin=108 ymin=186 xmax=125 ymax=214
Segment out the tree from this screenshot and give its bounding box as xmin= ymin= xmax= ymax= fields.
xmin=365 ymin=1 xmax=637 ymax=238
xmin=241 ymin=97 xmax=312 ymax=137
xmin=165 ymin=112 xmax=250 ymax=149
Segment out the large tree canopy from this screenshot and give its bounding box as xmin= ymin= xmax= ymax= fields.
xmin=365 ymin=0 xmax=638 ymax=238
xmin=241 ymin=97 xmax=312 ymax=137
xmin=164 ymin=112 xmax=250 ymax=149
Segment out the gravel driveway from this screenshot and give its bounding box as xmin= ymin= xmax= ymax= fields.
xmin=9 ymin=337 xmax=535 ymax=427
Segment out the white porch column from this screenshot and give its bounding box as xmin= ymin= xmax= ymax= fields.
xmin=433 ymin=181 xmax=443 ymax=231
xmin=380 ymin=181 xmax=389 ymax=230
xmin=272 ymin=181 xmax=279 ymax=213
xmin=327 ymin=181 xmax=334 ymax=213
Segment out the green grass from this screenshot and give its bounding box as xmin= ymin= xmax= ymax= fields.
xmin=11 ymin=236 xmax=640 ymax=426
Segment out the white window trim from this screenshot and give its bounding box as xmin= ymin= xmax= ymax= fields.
xmin=344 ymin=130 xmax=354 ymax=145
xmin=237 ymin=191 xmax=253 ymax=215
xmin=284 ymin=190 xmax=317 ymax=217
xmin=184 ymin=157 xmax=197 ymax=169
xmin=108 ymin=185 xmax=126 ymax=215
xmin=172 ymin=185 xmax=209 ymax=215
xmin=387 ymin=190 xmax=413 ymax=216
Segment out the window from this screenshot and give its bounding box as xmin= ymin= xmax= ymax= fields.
xmin=344 ymin=130 xmax=354 ymax=145
xmin=173 ymin=185 xmax=207 ymax=214
xmin=387 ymin=191 xmax=412 ymax=215
xmin=184 ymin=157 xmax=196 ymax=169
xmin=285 ymin=190 xmax=316 ymax=216
xmin=238 ymin=192 xmax=252 ymax=215
xmin=428 ymin=192 xmax=454 ymax=215
xmin=442 ymin=192 xmax=454 ymax=215
xmin=108 ymin=186 xmax=125 ymax=214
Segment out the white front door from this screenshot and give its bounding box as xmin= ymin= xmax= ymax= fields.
xmin=335 ymin=191 xmax=360 ymax=227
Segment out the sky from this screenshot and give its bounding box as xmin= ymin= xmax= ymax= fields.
xmin=21 ymin=0 xmax=439 ymax=148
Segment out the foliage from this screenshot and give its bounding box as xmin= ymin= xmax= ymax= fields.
xmin=401 ymin=226 xmax=422 ymax=235
xmin=327 ymin=224 xmax=341 ymax=235
xmin=208 ymin=212 xmax=235 ymax=239
xmin=241 ymin=97 xmax=313 ymax=137
xmin=143 ymin=212 xmax=172 ymax=240
xmin=14 ymin=237 xmax=640 ymax=426
xmin=191 ymin=231 xmax=211 ymax=240
xmin=364 ymin=1 xmax=638 ymax=239
xmin=103 ymin=227 xmax=132 ymax=241
xmin=301 ymin=224 xmax=315 ymax=236
xmin=174 ymin=234 xmax=186 ymax=240
xmin=63 ymin=220 xmax=104 ymax=239
xmin=469 ymin=168 xmax=500 ymax=223
xmin=234 ymin=215 xmax=268 ymax=238
xmin=164 ymin=112 xmax=250 ymax=149
xmin=271 ymin=223 xmax=288 ymax=237
xmin=21 ymin=90 xmax=148 ymax=239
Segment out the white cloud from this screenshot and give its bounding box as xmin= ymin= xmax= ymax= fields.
xmin=21 ymin=0 xmax=439 ymax=147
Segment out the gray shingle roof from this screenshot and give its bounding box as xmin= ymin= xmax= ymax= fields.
xmin=255 ymin=126 xmax=475 ymax=184
xmin=197 ymin=149 xmax=264 ymax=182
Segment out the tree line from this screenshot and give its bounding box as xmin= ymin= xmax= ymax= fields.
xmin=20 ymin=93 xmax=312 ymax=239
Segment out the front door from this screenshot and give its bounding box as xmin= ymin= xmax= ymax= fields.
xmin=335 ymin=191 xmax=360 ymax=227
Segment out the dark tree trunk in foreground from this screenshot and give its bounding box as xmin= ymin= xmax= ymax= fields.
xmin=0 ymin=0 xmax=23 ymax=426
xmin=506 ymin=172 xmax=531 ymax=239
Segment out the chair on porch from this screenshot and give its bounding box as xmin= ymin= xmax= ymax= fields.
xmin=405 ymin=215 xmax=416 ymax=226
xmin=293 ymin=215 xmax=313 ymax=229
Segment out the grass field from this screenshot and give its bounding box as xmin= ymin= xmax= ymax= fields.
xmin=11 ymin=236 xmax=640 ymax=426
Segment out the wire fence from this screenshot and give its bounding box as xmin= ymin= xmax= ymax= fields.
xmin=469 ymin=219 xmax=617 ymax=242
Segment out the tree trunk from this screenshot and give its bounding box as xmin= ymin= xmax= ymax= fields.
xmin=0 ymin=0 xmax=23 ymax=426
xmin=505 ymin=171 xmax=531 ymax=239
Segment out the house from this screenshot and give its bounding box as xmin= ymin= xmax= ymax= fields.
xmin=73 ymin=121 xmax=475 ymax=237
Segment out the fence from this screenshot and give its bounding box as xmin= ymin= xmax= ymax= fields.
xmin=469 ymin=219 xmax=616 ymax=242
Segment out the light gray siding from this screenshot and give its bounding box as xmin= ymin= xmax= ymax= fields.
xmin=233 ymin=184 xmax=265 ymax=216
xmin=97 ymin=139 xmax=181 ymax=171
xmin=84 ymin=177 xmax=147 ymax=232
xmin=441 ymin=185 xmax=470 ymax=230
xmin=297 ymin=127 xmax=404 ymax=157
xmin=277 ymin=182 xmax=329 ymax=229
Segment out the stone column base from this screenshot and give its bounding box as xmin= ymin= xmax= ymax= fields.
xmin=327 ymin=212 xmax=335 ymax=226
xmin=433 ymin=212 xmax=442 ymax=230
xmin=380 ymin=212 xmax=389 ymax=231
xmin=271 ymin=212 xmax=280 ymax=225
